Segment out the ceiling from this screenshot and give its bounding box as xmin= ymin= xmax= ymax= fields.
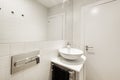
xmin=37 ymin=0 xmax=63 ymax=8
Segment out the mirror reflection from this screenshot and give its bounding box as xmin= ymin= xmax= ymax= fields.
xmin=0 ymin=0 xmax=73 ymax=43
xmin=47 ymin=0 xmax=73 ymax=41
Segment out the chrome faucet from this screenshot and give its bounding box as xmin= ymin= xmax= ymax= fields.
xmin=66 ymin=42 xmax=71 ymax=49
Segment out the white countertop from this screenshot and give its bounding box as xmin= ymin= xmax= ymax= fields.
xmin=51 ymin=55 xmax=86 ymax=72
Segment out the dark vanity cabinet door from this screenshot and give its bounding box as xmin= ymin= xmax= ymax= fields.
xmin=52 ymin=65 xmax=70 ymax=80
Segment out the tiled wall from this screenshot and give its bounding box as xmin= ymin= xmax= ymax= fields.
xmin=0 ymin=40 xmax=65 ymax=80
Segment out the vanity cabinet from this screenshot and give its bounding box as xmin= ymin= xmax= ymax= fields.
xmin=51 ymin=57 xmax=86 ymax=80
xmin=51 ymin=63 xmax=76 ymax=80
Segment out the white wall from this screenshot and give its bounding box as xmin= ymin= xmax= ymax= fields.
xmin=0 ymin=0 xmax=48 ymax=43
xmin=0 ymin=40 xmax=65 ymax=80
xmin=0 ymin=1 xmax=66 ymax=80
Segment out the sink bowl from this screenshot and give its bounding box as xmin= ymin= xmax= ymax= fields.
xmin=58 ymin=48 xmax=83 ymax=60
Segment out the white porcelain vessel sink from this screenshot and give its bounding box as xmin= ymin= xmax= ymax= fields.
xmin=58 ymin=48 xmax=83 ymax=60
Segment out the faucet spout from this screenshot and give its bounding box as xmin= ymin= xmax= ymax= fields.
xmin=66 ymin=42 xmax=71 ymax=49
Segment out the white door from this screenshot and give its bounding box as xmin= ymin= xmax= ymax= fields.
xmin=81 ymin=0 xmax=120 ymax=80
xmin=48 ymin=14 xmax=65 ymax=40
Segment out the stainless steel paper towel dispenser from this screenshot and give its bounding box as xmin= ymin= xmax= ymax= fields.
xmin=11 ymin=50 xmax=40 ymax=74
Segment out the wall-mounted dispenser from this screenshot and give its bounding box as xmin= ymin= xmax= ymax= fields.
xmin=11 ymin=50 xmax=40 ymax=74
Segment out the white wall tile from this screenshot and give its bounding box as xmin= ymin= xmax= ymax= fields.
xmin=11 ymin=71 xmax=24 ymax=80
xmin=10 ymin=43 xmax=25 ymax=56
xmin=0 ymin=41 xmax=65 ymax=80
xmin=35 ymin=49 xmax=55 ymax=80
xmin=23 ymin=65 xmax=42 ymax=80
xmin=24 ymin=42 xmax=40 ymax=52
xmin=0 ymin=56 xmax=10 ymax=80
xmin=0 ymin=44 xmax=9 ymax=57
xmin=40 ymin=40 xmax=65 ymax=49
xmin=39 ymin=41 xmax=48 ymax=49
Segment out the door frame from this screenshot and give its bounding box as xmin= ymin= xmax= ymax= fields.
xmin=80 ymin=0 xmax=117 ymax=80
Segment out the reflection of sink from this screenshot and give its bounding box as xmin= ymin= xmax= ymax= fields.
xmin=58 ymin=48 xmax=83 ymax=60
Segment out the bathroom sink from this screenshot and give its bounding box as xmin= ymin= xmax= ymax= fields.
xmin=58 ymin=48 xmax=83 ymax=60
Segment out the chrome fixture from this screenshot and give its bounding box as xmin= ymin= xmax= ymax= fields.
xmin=85 ymin=45 xmax=94 ymax=51
xmin=11 ymin=50 xmax=40 ymax=74
xmin=66 ymin=42 xmax=71 ymax=48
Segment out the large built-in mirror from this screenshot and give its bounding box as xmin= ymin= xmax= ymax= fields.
xmin=47 ymin=0 xmax=73 ymax=42
xmin=0 ymin=0 xmax=73 ymax=43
